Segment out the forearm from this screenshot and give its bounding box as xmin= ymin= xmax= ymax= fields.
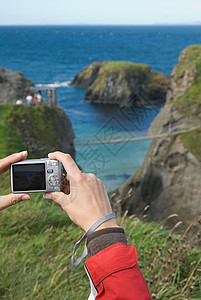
xmin=85 ymin=228 xmax=151 ymax=300
xmin=87 ymin=227 xmax=127 ymax=256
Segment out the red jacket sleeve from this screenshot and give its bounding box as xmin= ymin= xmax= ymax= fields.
xmin=85 ymin=243 xmax=151 ymax=299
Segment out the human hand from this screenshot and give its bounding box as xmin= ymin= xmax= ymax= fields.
xmin=0 ymin=151 xmax=30 ymax=211
xmin=43 ymin=152 xmax=118 ymax=232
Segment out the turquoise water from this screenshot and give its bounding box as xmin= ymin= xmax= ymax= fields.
xmin=0 ymin=25 xmax=201 ymax=191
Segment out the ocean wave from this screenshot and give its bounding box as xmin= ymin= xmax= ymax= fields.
xmin=36 ymin=81 xmax=71 ymax=88
xmin=66 ymin=108 xmax=88 ymax=116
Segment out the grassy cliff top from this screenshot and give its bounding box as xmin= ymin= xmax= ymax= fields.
xmin=71 ymin=60 xmax=152 ymax=89
xmin=0 ymin=104 xmax=63 ymax=159
xmin=103 ymin=61 xmax=150 ymax=72
xmin=176 ymin=45 xmax=201 ymax=77
xmin=173 ymin=45 xmax=201 ymax=116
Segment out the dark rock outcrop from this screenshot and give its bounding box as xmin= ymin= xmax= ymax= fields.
xmin=71 ymin=61 xmax=169 ymax=107
xmin=0 ymin=66 xmax=34 ymax=104
xmin=109 ymin=45 xmax=201 ymax=229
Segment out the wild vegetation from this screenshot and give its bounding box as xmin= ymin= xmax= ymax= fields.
xmin=1 ymin=47 xmax=201 ymax=300
xmin=103 ymin=61 xmax=150 ymax=72
xmin=0 ymin=191 xmax=200 ymax=299
xmin=173 ymin=45 xmax=201 ymax=116
xmin=181 ymin=126 xmax=201 ymax=162
xmin=0 ymin=104 xmax=69 ymax=158
xmin=0 ymin=104 xmax=201 ymax=299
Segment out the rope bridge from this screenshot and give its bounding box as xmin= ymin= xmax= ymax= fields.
xmin=74 ymin=127 xmax=198 ymax=146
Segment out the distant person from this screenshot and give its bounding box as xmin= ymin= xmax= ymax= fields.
xmin=33 ymin=94 xmax=38 ymax=105
xmin=168 ymin=122 xmax=174 ymax=134
xmin=0 ymin=151 xmax=151 ymax=300
xmin=37 ymin=92 xmax=42 ymax=105
xmin=26 ymin=94 xmax=32 ymax=106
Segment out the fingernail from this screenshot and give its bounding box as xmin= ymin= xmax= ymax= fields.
xmin=43 ymin=193 xmax=52 ymax=199
xmin=48 ymin=152 xmax=53 ymax=157
xmin=19 ymin=150 xmax=28 ymax=156
xmin=22 ymin=194 xmax=30 ymax=200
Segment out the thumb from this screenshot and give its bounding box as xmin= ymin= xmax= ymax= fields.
xmin=43 ymin=192 xmax=71 ymax=208
xmin=0 ymin=193 xmax=30 ymax=211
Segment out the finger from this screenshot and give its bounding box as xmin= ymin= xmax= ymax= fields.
xmin=0 ymin=151 xmax=28 ymax=174
xmin=0 ymin=193 xmax=30 ymax=211
xmin=48 ymin=152 xmax=81 ymax=179
xmin=61 ymin=177 xmax=70 ymax=194
xmin=43 ymin=191 xmax=71 ymax=207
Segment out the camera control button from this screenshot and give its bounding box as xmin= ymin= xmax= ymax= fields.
xmin=48 ymin=162 xmax=58 ymax=166
xmin=48 ymin=175 xmax=59 ymax=187
xmin=47 ymin=169 xmax=53 ymax=173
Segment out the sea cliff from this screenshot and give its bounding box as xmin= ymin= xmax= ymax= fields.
xmin=71 ymin=61 xmax=169 ymax=106
xmin=0 ymin=66 xmax=34 ymax=103
xmin=109 ymin=45 xmax=201 ymax=229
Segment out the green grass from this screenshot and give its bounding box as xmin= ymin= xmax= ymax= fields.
xmin=0 ymin=105 xmax=25 ymax=157
xmin=0 ymin=104 xmax=63 ymax=159
xmin=104 ymin=61 xmax=150 ymax=72
xmin=173 ymin=45 xmax=201 ymax=116
xmin=180 ymin=126 xmax=201 ymax=162
xmin=0 ymin=103 xmax=200 ymax=299
xmin=0 ymin=194 xmax=88 ymax=300
xmin=175 ymin=45 xmax=201 ymax=77
xmin=0 ymin=190 xmax=200 ymax=299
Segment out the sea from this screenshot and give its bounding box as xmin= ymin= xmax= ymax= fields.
xmin=0 ymin=25 xmax=201 ymax=191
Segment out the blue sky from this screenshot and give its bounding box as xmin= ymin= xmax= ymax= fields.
xmin=1 ymin=0 xmax=201 ymax=25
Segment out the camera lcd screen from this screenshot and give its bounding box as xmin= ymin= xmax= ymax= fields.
xmin=13 ymin=163 xmax=46 ymax=191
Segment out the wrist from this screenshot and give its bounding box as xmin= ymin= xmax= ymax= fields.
xmin=94 ymin=218 xmax=119 ymax=232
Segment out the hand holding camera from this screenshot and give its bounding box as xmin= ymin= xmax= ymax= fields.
xmin=7 ymin=150 xmax=118 ymax=232
xmin=43 ymin=151 xmax=118 ymax=232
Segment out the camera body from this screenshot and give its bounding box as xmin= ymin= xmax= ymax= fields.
xmin=10 ymin=158 xmax=62 ymax=193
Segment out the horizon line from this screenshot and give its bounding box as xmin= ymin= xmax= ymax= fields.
xmin=0 ymin=23 xmax=201 ymax=27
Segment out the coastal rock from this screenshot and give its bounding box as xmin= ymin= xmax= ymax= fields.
xmin=109 ymin=45 xmax=201 ymax=229
xmin=166 ymin=47 xmax=199 ymax=102
xmin=0 ymin=66 xmax=34 ymax=104
xmin=71 ymin=62 xmax=102 ymax=88
xmin=71 ymin=61 xmax=169 ymax=107
xmin=8 ymin=105 xmax=75 ymax=159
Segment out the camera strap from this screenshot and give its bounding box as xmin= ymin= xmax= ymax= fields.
xmin=70 ymin=212 xmax=116 ymax=267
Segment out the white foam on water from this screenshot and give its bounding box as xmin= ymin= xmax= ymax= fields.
xmin=36 ymin=81 xmax=71 ymax=88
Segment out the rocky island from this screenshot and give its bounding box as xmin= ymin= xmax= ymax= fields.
xmin=71 ymin=61 xmax=170 ymax=106
xmin=109 ymin=45 xmax=201 ymax=229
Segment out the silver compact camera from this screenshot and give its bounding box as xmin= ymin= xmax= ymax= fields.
xmin=10 ymin=158 xmax=62 ymax=193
